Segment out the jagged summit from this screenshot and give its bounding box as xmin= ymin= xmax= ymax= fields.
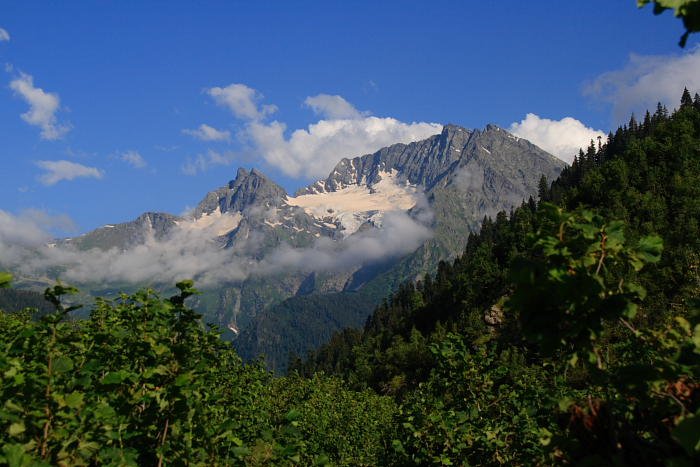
xmin=194 ymin=167 xmax=287 ymax=218
xmin=297 ymin=123 xmax=562 ymax=196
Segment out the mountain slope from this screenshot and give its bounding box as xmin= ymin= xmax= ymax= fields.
xmin=234 ymin=124 xmax=564 ymax=370
xmin=12 ymin=123 xmax=564 ymax=370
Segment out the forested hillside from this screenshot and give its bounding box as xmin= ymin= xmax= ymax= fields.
xmin=295 ymin=91 xmax=700 ymax=464
xmin=0 ymin=92 xmax=699 ymax=465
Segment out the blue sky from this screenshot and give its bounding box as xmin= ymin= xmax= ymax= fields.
xmin=1 ymin=1 xmax=698 ymax=234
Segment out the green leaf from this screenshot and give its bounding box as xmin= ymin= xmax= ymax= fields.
xmin=102 ymin=370 xmax=128 ymax=385
xmin=558 ymin=397 xmax=574 ymax=412
xmin=53 ymin=356 xmax=74 ymax=374
xmin=174 ymin=372 xmax=193 ymax=386
xmin=8 ymin=422 xmax=25 ymax=437
xmin=285 ymin=409 xmax=301 ymax=422
xmin=64 ymin=391 xmax=84 ymax=409
xmin=636 ymin=235 xmax=663 ymax=264
xmin=538 ymin=427 xmax=553 ymax=446
xmin=2 ymin=443 xmax=31 ymax=467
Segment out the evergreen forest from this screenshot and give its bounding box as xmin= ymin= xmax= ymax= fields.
xmin=1 ymin=92 xmax=699 ymax=465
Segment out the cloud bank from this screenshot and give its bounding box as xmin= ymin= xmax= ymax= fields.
xmin=585 ymin=46 xmax=700 ymax=123
xmin=243 ymin=116 xmax=443 ymax=178
xmin=0 ymin=206 xmax=431 ymax=288
xmin=10 ymin=72 xmax=71 ymax=140
xmin=0 ymin=28 xmax=9 ymax=42
xmin=0 ymin=210 xmax=75 ymax=248
xmin=259 ymin=210 xmax=431 ymax=275
xmin=509 ymin=114 xmax=606 ymax=164
xmin=36 ymin=160 xmax=104 ymax=185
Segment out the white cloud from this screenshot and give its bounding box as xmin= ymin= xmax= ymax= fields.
xmin=260 ymin=210 xmax=431 ymax=275
xmin=0 ymin=28 xmax=9 ymax=42
xmin=509 ymin=113 xmax=605 ymax=164
xmin=182 ymin=123 xmax=231 ymax=141
xmin=0 ymin=205 xmax=432 ymax=288
xmin=182 ymin=150 xmax=236 ymax=175
xmin=0 ymin=209 xmax=75 ymax=247
xmin=10 ymin=72 xmax=71 ymax=140
xmin=585 ymin=46 xmax=700 ymax=123
xmin=120 ymin=150 xmax=147 ymax=169
xmin=304 ymin=94 xmax=366 ymax=119
xmin=206 ymin=83 xmax=277 ymax=121
xmin=36 ymin=160 xmax=104 ymax=185
xmin=243 ymin=117 xmax=442 ymax=178
xmin=191 ymin=84 xmax=442 ymax=179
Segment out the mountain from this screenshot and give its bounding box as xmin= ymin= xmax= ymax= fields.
xmin=19 ymin=123 xmax=565 ymax=370
xmin=232 ymin=124 xmax=565 ymax=369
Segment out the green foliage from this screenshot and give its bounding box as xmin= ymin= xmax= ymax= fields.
xmin=0 ymin=284 xmax=275 ymax=465
xmin=271 ymin=374 xmax=397 ymax=466
xmin=509 ymin=203 xmax=662 ymax=367
xmin=301 ymin=91 xmax=700 ymax=465
xmin=0 ymin=278 xmax=399 ymax=465
xmin=639 ymin=0 xmax=700 ymax=46
xmin=394 ymin=336 xmax=561 ymax=466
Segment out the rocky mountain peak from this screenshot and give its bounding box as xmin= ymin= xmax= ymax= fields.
xmin=296 ymin=124 xmax=479 ymax=195
xmin=195 ymin=167 xmax=287 ymax=218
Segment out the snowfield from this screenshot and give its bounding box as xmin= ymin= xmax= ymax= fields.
xmin=177 ymin=208 xmax=243 ymax=236
xmin=286 ymin=170 xmax=420 ymax=236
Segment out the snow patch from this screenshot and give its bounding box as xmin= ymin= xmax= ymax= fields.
xmin=285 ymin=169 xmax=421 ymax=236
xmin=177 ymin=207 xmax=242 ymax=236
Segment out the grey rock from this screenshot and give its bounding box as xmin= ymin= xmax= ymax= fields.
xmin=194 ymin=167 xmax=288 ymax=217
xmin=62 ymin=212 xmax=180 ymax=251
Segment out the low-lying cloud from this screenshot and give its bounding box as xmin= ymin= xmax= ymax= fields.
xmin=0 ymin=205 xmax=432 ymax=288
xmin=585 ymin=46 xmax=700 ymax=124
xmin=0 ymin=210 xmax=76 ymax=248
xmin=509 ymin=114 xmax=605 ymax=164
xmin=0 ymin=27 xmax=9 ymax=42
xmin=260 ymin=208 xmax=432 ymax=275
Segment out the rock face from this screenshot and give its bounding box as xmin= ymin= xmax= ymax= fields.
xmin=293 ymin=123 xmax=563 ymax=252
xmin=298 ymin=124 xmax=470 ymax=195
xmin=62 ymin=212 xmax=180 ymax=251
xmin=47 ymin=123 xmax=565 ymax=371
xmin=194 ymin=168 xmax=288 ymax=218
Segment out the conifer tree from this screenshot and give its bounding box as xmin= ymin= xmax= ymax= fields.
xmin=537 ymin=175 xmax=549 ymax=203
xmin=681 ymin=86 xmax=693 ymax=108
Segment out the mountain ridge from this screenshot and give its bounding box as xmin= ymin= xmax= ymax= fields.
xmin=21 ymin=123 xmax=565 ymax=369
